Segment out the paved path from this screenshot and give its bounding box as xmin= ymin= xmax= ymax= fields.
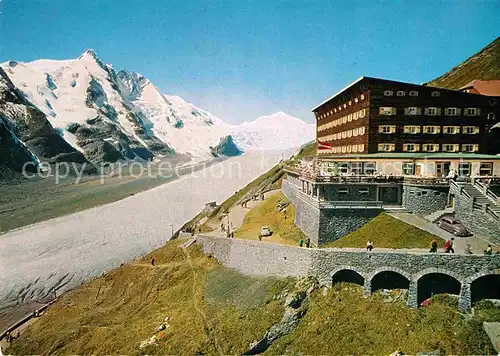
xmin=389 ymin=212 xmax=494 ymax=254
xmin=206 ymin=190 xmax=281 ymax=238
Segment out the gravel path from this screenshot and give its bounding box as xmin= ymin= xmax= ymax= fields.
xmin=0 ymin=151 xmax=285 ymax=309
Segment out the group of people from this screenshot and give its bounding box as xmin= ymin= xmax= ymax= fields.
xmin=298 ymin=237 xmax=311 ymax=248
xmin=429 ymin=238 xmax=455 ymax=253
xmin=430 ymin=239 xmax=499 ymax=255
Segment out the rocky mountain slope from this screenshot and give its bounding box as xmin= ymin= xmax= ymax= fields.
xmin=0 ymin=50 xmax=314 ymax=178
xmin=0 ymin=66 xmax=93 ymax=180
xmin=426 ymin=37 xmax=500 ymax=89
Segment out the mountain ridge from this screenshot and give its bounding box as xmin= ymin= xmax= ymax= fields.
xmin=0 ymin=50 xmax=314 ymax=178
xmin=426 ymin=37 xmax=500 ymax=89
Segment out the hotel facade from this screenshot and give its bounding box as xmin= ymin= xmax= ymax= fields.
xmin=283 ymin=77 xmax=500 ymax=246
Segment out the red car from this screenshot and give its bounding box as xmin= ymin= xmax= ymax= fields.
xmin=437 ymin=217 xmax=470 ymax=237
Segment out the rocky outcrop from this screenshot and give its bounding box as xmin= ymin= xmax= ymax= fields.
xmin=0 ymin=117 xmax=37 ymax=181
xmin=0 ymin=67 xmax=94 ymax=174
xmin=245 ymin=277 xmax=317 ymax=354
xmin=211 ymin=135 xmax=243 ymax=157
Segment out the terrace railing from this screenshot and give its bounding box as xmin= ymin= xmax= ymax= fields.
xmin=319 ymin=200 xmax=384 ymax=209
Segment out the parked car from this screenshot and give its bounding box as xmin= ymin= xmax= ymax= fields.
xmin=260 ymin=226 xmax=272 ymax=237
xmin=437 ymin=217 xmax=470 ymax=236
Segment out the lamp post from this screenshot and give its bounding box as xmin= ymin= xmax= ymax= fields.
xmin=169 ymin=224 xmax=173 ymax=239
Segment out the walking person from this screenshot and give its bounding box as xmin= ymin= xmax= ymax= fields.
xmin=299 ymin=238 xmax=304 ymax=247
xmin=366 ymin=240 xmax=374 ymax=252
xmin=449 ymin=237 xmax=455 ymax=253
xmin=485 ymin=244 xmax=493 ymax=255
xmin=429 ymin=239 xmax=438 ymax=253
xmin=305 ymin=237 xmax=311 ymax=248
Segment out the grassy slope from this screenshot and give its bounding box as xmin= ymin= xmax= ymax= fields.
xmin=7 ymin=240 xmax=499 ymax=355
xmin=426 ymin=37 xmax=500 ymax=89
xmin=234 ymin=192 xmax=306 ymax=245
xmin=7 ymin=241 xmax=290 ymax=355
xmin=269 ymin=285 xmax=499 ymax=355
xmin=324 ymin=213 xmax=443 ymax=249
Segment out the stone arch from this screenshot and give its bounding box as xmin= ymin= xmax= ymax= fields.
xmin=331 ymin=265 xmax=365 ymax=287
xmin=413 ymin=267 xmax=463 ymax=284
xmin=467 ymin=271 xmax=500 ymax=303
xmin=368 ymin=267 xmax=411 ymax=293
xmin=415 ymin=267 xmax=463 ymax=305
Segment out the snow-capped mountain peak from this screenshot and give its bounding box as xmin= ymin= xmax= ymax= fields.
xmin=1 ymin=51 xmax=315 ymax=171
xmin=232 ymin=111 xmax=315 ymax=151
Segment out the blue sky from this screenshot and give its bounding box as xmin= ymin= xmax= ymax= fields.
xmin=1 ymin=0 xmax=499 ymax=124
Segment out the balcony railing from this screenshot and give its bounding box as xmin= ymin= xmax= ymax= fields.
xmin=319 ymin=200 xmax=384 ymax=209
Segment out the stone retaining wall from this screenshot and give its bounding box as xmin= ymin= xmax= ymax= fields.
xmin=195 ymin=235 xmax=500 ymax=310
xmin=283 ymin=179 xmax=382 ymax=246
xmin=402 ymin=184 xmax=449 ymax=216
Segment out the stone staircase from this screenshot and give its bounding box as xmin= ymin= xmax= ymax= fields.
xmin=425 ymin=207 xmax=455 ymax=223
xmin=463 ymin=184 xmax=500 ymax=217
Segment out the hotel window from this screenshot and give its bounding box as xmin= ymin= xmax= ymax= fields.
xmin=353 ymin=128 xmax=358 ymax=136
xmin=458 ymin=162 xmax=471 ymax=177
xmin=379 ymin=107 xmax=396 ymax=115
xmin=338 ymin=188 xmax=349 ymax=195
xmin=364 ymin=162 xmax=376 ymax=174
xmin=465 ymin=107 xmax=479 ymax=116
xmin=347 ymin=145 xmax=352 ymax=153
xmin=358 ymin=144 xmax=365 ymax=152
xmin=338 ymin=106 xmax=342 ymax=111
xmin=403 ymin=125 xmax=421 ymax=134
xmin=431 ymin=91 xmax=441 ymax=97
xmin=488 ymin=113 xmax=496 ymax=121
xmin=425 ymin=107 xmax=440 ymax=116
xmin=479 ymin=162 xmax=493 ymax=176
xmin=354 ymin=97 xmax=359 ymax=103
xmin=378 ymin=125 xmax=396 ymax=134
xmin=443 ymin=126 xmax=460 ymax=134
xmin=396 ymin=91 xmax=405 ymax=96
xmin=378 ymin=143 xmax=395 ymax=152
xmin=348 ymin=100 xmax=352 ymax=106
xmin=342 ymin=117 xmax=347 ymax=124
xmin=463 ymin=126 xmax=480 ymax=134
xmin=443 ymin=144 xmax=459 ymax=152
xmin=358 ymin=188 xmax=370 ymax=195
xmin=360 ymin=108 xmax=367 ymax=118
xmin=343 ymin=104 xmax=347 ymax=108
xmin=445 ymin=107 xmax=459 ymax=116
xmin=462 ymin=144 xmax=479 ymax=152
xmin=347 ymin=130 xmax=353 ymax=138
xmin=384 ymin=90 xmax=394 ymax=96
xmin=402 ymin=162 xmax=415 ymax=175
xmin=347 ymin=114 xmax=352 ymax=122
xmin=405 ymin=107 xmax=419 ymax=115
xmin=422 ymin=144 xmax=439 ymax=152
xmin=409 ymin=91 xmax=418 ymax=96
xmin=403 ymin=143 xmax=420 ymax=152
xmin=359 ymin=126 xmax=366 ymax=135
xmin=341 ymin=131 xmax=346 ymax=138
xmin=423 ymin=126 xmax=440 ymax=134
xmin=360 ymin=94 xmax=365 ymax=100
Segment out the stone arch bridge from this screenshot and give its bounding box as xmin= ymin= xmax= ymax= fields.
xmin=193 ymin=235 xmax=500 ymax=310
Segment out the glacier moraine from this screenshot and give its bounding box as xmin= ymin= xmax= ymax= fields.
xmin=0 ymin=151 xmax=285 ymax=308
